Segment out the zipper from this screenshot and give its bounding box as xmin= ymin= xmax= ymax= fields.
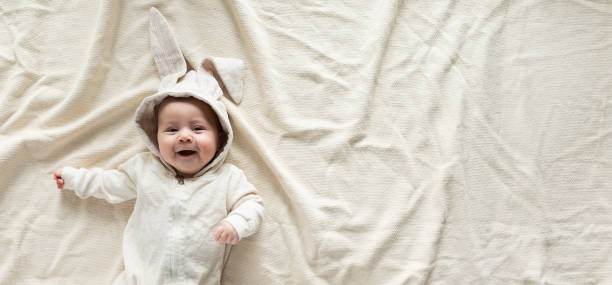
xmin=175 ymin=174 xmax=184 ymax=184
xmin=171 ymin=174 xmax=183 ymax=280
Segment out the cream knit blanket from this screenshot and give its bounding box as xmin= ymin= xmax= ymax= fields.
xmin=1 ymin=1 xmax=611 ymax=284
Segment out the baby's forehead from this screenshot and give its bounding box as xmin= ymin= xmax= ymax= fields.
xmin=156 ymin=96 xmax=218 ymax=123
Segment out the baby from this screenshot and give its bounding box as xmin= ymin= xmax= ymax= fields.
xmin=53 ymin=8 xmax=263 ymax=284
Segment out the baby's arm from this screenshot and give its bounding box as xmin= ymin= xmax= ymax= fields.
xmin=217 ymin=167 xmax=264 ymax=244
xmin=53 ymin=158 xmax=138 ymax=204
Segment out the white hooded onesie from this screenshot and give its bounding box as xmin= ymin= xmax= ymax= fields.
xmin=60 ymin=8 xmax=263 ymax=285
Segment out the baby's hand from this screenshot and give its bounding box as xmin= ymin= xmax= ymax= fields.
xmin=53 ymin=168 xmax=64 ymax=190
xmin=213 ymin=221 xmax=239 ymax=245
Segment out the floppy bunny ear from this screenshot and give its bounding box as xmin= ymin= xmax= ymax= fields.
xmin=200 ymin=57 xmax=245 ymax=104
xmin=149 ymin=8 xmax=187 ymax=83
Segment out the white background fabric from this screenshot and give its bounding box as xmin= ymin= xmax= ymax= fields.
xmin=1 ymin=1 xmax=611 ymax=284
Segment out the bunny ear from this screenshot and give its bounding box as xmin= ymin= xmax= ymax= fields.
xmin=200 ymin=57 xmax=245 ymax=104
xmin=149 ymin=8 xmax=187 ymax=80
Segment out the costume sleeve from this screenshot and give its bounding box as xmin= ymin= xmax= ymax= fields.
xmin=223 ymin=167 xmax=264 ymax=240
xmin=61 ymin=157 xmax=138 ymax=204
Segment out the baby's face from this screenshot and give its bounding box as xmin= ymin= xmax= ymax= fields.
xmin=156 ymin=98 xmax=220 ymax=177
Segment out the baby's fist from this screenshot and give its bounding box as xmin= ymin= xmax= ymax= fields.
xmin=213 ymin=221 xmax=239 ymax=245
xmin=53 ymin=168 xmax=64 ymax=190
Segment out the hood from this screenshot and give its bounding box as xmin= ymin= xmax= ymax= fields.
xmin=135 ymin=7 xmax=245 ymax=177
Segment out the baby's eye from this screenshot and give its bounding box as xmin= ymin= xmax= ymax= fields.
xmin=193 ymin=126 xmax=206 ymax=131
xmin=166 ymin=127 xmax=178 ymax=132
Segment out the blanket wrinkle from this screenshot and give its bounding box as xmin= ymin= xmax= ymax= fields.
xmin=2 ymin=0 xmax=612 ymax=284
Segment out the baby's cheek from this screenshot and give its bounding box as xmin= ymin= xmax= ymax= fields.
xmin=198 ymin=137 xmax=217 ymax=152
xmin=158 ymin=138 xmax=175 ymax=160
xmin=159 ymin=149 xmax=171 ymax=162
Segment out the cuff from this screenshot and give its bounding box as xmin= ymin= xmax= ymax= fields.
xmin=61 ymin=166 xmax=78 ymax=191
xmin=223 ymin=215 xmax=248 ymax=240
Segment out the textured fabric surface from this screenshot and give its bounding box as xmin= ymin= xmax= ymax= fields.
xmin=1 ymin=1 xmax=611 ymax=284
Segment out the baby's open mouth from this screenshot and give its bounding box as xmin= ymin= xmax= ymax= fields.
xmin=177 ymin=150 xmax=196 ymax=157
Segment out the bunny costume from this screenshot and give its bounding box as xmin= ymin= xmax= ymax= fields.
xmin=60 ymin=8 xmax=263 ymax=285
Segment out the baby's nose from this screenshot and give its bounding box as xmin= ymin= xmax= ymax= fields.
xmin=178 ymin=131 xmax=193 ymax=143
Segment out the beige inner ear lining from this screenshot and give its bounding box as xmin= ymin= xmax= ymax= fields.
xmin=201 ymin=60 xmax=229 ymax=97
xmin=175 ymin=56 xmax=194 ymax=83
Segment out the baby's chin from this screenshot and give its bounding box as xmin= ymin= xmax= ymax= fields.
xmin=172 ymin=160 xmax=215 ymax=177
xmin=173 ymin=165 xmax=204 ymax=177
xmin=160 ymin=153 xmax=216 ymax=177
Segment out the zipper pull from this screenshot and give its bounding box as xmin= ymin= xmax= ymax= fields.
xmin=176 ymin=174 xmax=184 ymax=185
